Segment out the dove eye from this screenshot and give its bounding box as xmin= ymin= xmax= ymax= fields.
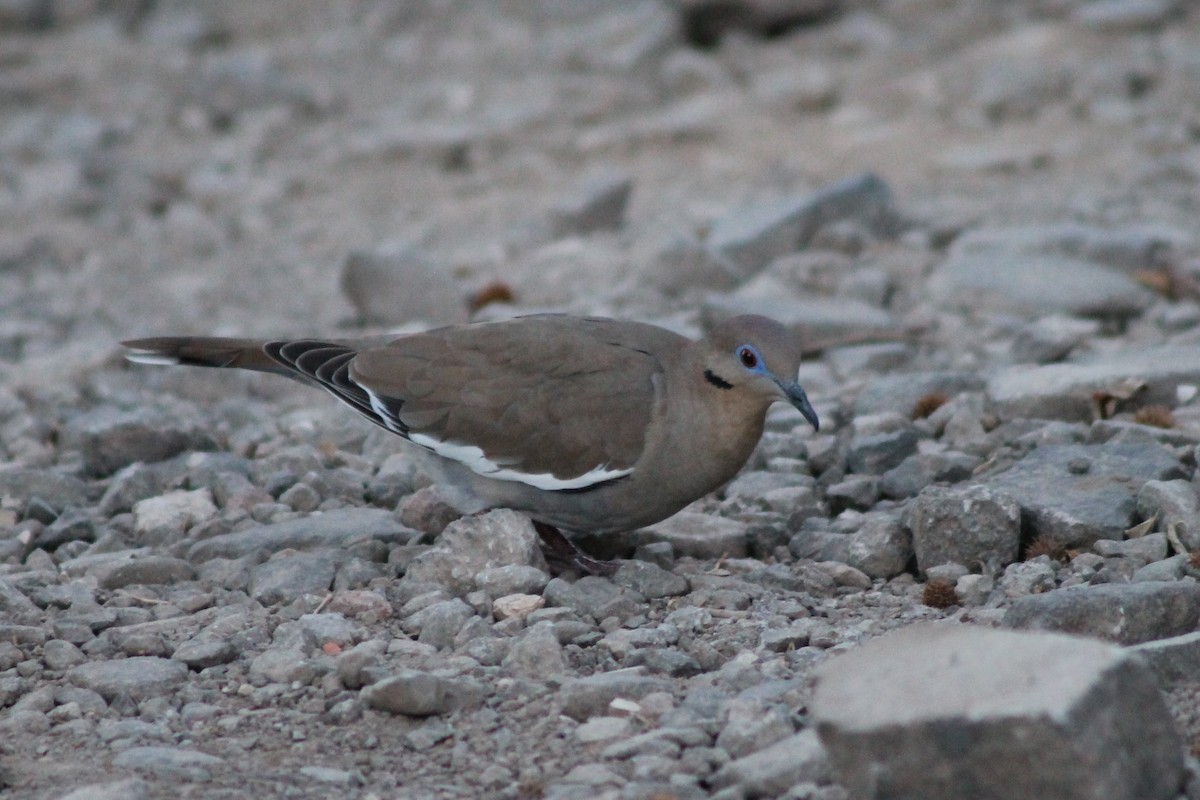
xmin=738 ymin=346 xmax=760 ymax=370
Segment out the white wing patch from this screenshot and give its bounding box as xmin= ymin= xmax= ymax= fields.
xmin=409 ymin=432 xmax=634 ymax=491
xmin=366 ymin=391 xmax=405 ymax=434
xmin=124 ymin=350 xmax=181 ymax=366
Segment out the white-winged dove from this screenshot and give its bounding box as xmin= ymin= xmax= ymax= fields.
xmin=124 ymin=314 xmax=818 ymax=571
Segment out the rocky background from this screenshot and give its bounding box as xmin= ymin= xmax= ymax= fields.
xmin=3 ymin=0 xmax=1200 ymax=798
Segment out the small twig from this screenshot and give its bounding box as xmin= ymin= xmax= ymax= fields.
xmin=313 ymin=592 xmax=334 ymax=614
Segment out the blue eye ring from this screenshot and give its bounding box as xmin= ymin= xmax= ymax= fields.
xmin=736 ymin=344 xmax=764 ymax=372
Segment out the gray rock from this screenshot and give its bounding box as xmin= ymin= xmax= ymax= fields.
xmin=1010 ymin=315 xmax=1099 ymax=364
xmin=95 ymin=556 xmax=196 ymax=590
xmin=716 ymin=698 xmax=793 ymax=759
xmin=172 ymin=636 xmax=237 ymax=670
xmin=559 ymin=668 xmax=673 ymax=721
xmin=0 ymin=579 xmax=40 ymax=624
xmin=845 ymin=513 xmax=913 ymax=579
xmin=1004 ymin=582 xmax=1200 ymax=644
xmin=1132 ymin=554 xmax=1188 ymax=583
xmin=98 ymin=462 xmax=174 ymax=516
xmin=186 ymin=508 xmax=412 ymax=561
xmin=813 ymin=624 xmax=1183 ymax=800
xmin=998 ymin=559 xmax=1058 ymax=599
xmin=361 ymin=670 xmax=485 ymax=716
xmin=132 ymin=489 xmax=217 ymax=546
xmin=982 ymin=442 xmax=1184 ymax=547
xmin=248 ymin=552 xmax=336 ymax=606
xmin=0 ymin=624 xmax=48 ymax=647
xmin=544 ymin=576 xmax=643 ymax=622
xmin=724 ymin=470 xmax=800 ymax=499
xmin=248 ymin=621 xmax=318 ymax=684
xmin=709 ymin=729 xmax=831 ymax=798
xmin=907 ymin=484 xmax=1021 ymax=575
xmin=68 ymin=656 xmax=188 ymax=701
xmin=42 ymin=639 xmax=86 ymax=670
xmin=825 ymin=342 xmax=914 ymax=377
xmin=880 ymin=452 xmax=979 ymax=499
xmin=503 ymin=622 xmax=566 ymax=677
xmin=58 ymin=778 xmax=150 ymax=800
xmin=0 ymin=467 xmax=88 ymax=515
xmin=474 ymin=564 xmax=551 ymax=598
xmin=707 ymin=173 xmax=898 ymax=275
xmin=549 ymin=170 xmax=633 ymax=236
xmin=988 ymin=345 xmax=1200 ymax=422
xmin=1093 ymin=533 xmax=1168 ymax=566
xmin=1073 ymin=0 xmax=1177 ymax=31
xmin=646 ymin=236 xmax=743 ymax=295
xmin=638 ymin=512 xmax=749 ymax=559
xmin=574 ymin=715 xmax=632 ymax=744
xmin=825 ymin=475 xmax=880 ymax=513
xmin=847 ymin=427 xmax=919 ymax=475
xmin=111 ymin=746 xmax=224 ymax=781
xmin=405 ymin=509 xmax=547 ymax=596
xmin=61 ymin=407 xmax=212 ymax=478
xmin=704 ymin=277 xmax=902 ymax=353
xmin=1130 ymin=631 xmax=1200 ymax=689
xmin=405 ymin=598 xmax=474 ymax=650
xmin=949 ymin=223 xmax=1179 ymax=274
xmin=397 ymin=484 xmax=462 ymax=536
xmin=855 ymin=371 xmax=986 ymax=417
xmin=612 ymin=561 xmax=688 ymax=599
xmin=931 ymin=252 xmax=1153 ymax=319
xmin=1137 ymin=480 xmax=1200 ymax=550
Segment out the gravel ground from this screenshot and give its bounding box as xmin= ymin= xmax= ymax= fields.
xmin=4 ymin=1 xmax=1200 ymax=798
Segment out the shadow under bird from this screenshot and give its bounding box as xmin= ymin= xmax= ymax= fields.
xmin=124 ymin=314 xmax=819 ymax=573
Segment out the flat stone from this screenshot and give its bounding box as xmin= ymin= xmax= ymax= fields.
xmin=709 ymin=729 xmax=832 ymax=798
xmin=361 ymin=670 xmax=485 ymax=717
xmin=1004 ymin=582 xmax=1200 ymax=644
xmin=707 ymin=173 xmax=898 ymax=275
xmin=987 ymin=345 xmax=1200 ymax=422
xmin=475 ymin=565 xmax=551 ymax=597
xmin=248 ymin=552 xmax=336 ymax=605
xmin=68 ymin=656 xmax=188 ymax=701
xmin=930 ymin=252 xmax=1153 ymax=319
xmin=340 ymin=244 xmax=464 ymax=326
xmin=637 ymin=512 xmax=748 ymax=559
xmin=855 ymin=371 xmax=986 ymax=416
xmin=549 ymin=169 xmax=633 ymax=236
xmin=111 ymin=746 xmax=224 ymax=781
xmin=981 ymin=442 xmax=1184 ymax=547
xmin=880 ymin=451 xmax=980 ymax=499
xmin=61 ymin=407 xmax=212 ymax=478
xmin=847 ymin=428 xmax=919 ymax=475
xmin=95 ymin=556 xmax=196 ymax=590
xmin=907 ymin=484 xmax=1021 ymax=575
xmin=543 ymin=576 xmax=642 ymax=622
xmin=186 ymin=508 xmax=412 ymax=562
xmin=0 ymin=467 xmax=88 ymax=514
xmin=59 ymin=779 xmax=150 ymax=800
xmin=1130 ymin=631 xmax=1200 ymax=689
xmin=813 ymin=624 xmax=1182 ymax=800
xmin=172 ymin=636 xmax=237 ymax=670
xmin=612 ymin=561 xmax=688 ymax=599
xmin=1093 ymin=533 xmax=1168 ymax=566
xmin=949 ymin=223 xmax=1180 ymax=274
xmin=559 ymin=669 xmax=672 ymax=721
xmin=704 ymin=277 xmax=902 ymax=353
xmin=575 ymin=715 xmax=632 ymax=744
